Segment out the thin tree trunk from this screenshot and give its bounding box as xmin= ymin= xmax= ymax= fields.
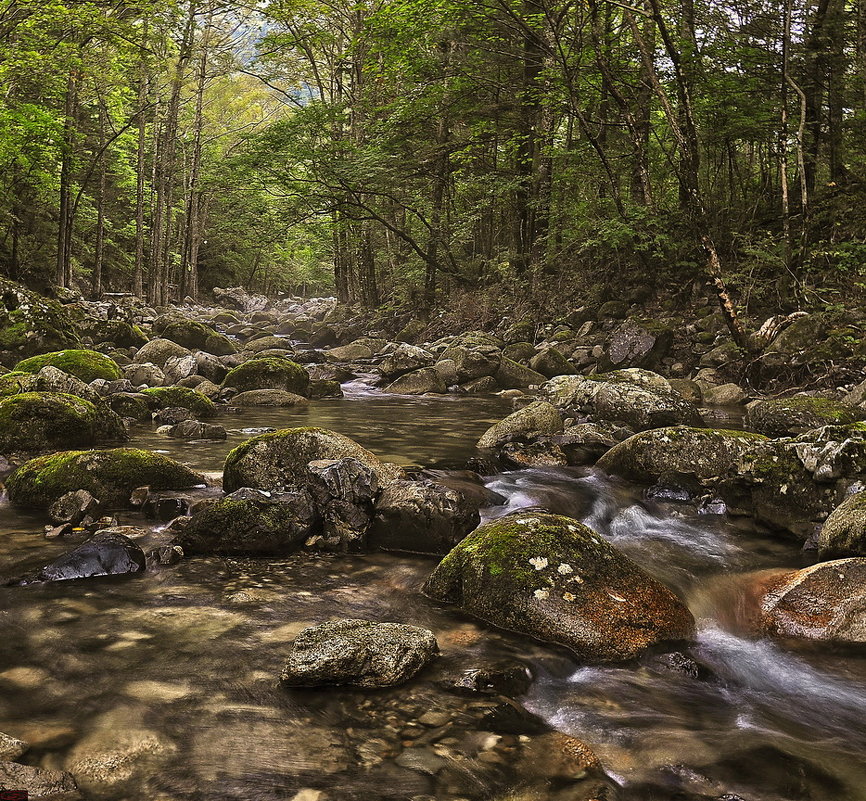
xmin=133 ymin=21 xmax=149 ymax=298
xmin=56 ymin=71 xmax=78 ymax=288
xmin=91 ymin=106 xmax=107 ymax=298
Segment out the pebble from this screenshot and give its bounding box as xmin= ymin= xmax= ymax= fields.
xmin=418 ymin=711 xmax=450 ymax=728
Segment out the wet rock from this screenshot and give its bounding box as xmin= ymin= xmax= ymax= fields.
xmin=818 ymin=491 xmax=866 ymax=558
xmin=134 ymin=338 xmax=190 ymax=369
xmin=0 ymin=732 xmax=26 ymax=760
xmin=369 ymin=479 xmax=480 ymax=554
xmin=0 ymin=277 xmax=81 ymax=361
xmin=222 ymin=356 xmax=310 ymax=396
xmin=146 ymin=544 xmax=184 ymax=565
xmin=385 ymin=367 xmax=446 ymax=395
xmin=759 ymin=558 xmax=866 ymax=642
xmin=12 ymin=531 xmax=146 ymax=585
xmin=6 ymin=448 xmax=204 ymax=509
xmin=479 ymin=699 xmax=549 ymax=735
xmin=14 ymin=349 xmax=121 ymax=383
xmin=603 ymin=320 xmax=673 ymax=370
xmin=0 ymin=761 xmax=81 ymax=800
xmin=153 ymin=406 xmax=194 ymax=425
xmin=232 ymin=389 xmax=309 ymax=407
xmin=223 ymin=426 xmax=402 ymax=493
xmin=175 ymin=487 xmax=318 ymax=555
xmin=500 ymin=440 xmax=568 ymax=468
xmin=162 ymin=353 xmax=197 ymax=384
xmin=477 ymin=400 xmax=563 ymax=449
xmin=517 ymin=732 xmax=601 ymax=782
xmin=494 ymin=357 xmax=546 ymax=389
xmin=0 ymin=392 xmax=127 ymax=454
xmin=462 ymin=375 xmax=499 ymax=393
xmin=669 ymin=378 xmax=703 ymax=404
xmin=280 ymin=620 xmax=438 ymax=688
xmin=168 ymin=420 xmax=227 ymax=440
xmin=141 ymin=386 xmax=217 ymax=419
xmin=432 ymin=358 xmax=459 ymax=385
xmin=747 ymin=396 xmax=866 ymax=438
xmin=423 ymin=512 xmax=695 ymax=662
xmin=122 ymin=362 xmax=165 ymax=387
xmin=307 ymin=379 xmax=343 ymax=399
xmin=107 ymin=392 xmax=151 ymax=420
xmin=307 ymin=458 xmax=378 ymax=549
xmin=558 ymin=421 xmax=633 ymax=464
xmin=49 ymin=490 xmax=101 ymax=526
xmin=380 ymin=344 xmax=435 ymax=380
xmin=442 ymin=662 xmax=533 ymax=697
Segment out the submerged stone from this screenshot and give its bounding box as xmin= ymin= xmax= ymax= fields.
xmin=280 ymin=619 xmax=438 ymax=688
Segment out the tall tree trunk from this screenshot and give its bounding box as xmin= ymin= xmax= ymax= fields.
xmin=133 ymin=22 xmax=149 ymax=298
xmin=91 ymin=106 xmax=107 ymax=299
xmin=56 ymin=70 xmax=78 ymax=288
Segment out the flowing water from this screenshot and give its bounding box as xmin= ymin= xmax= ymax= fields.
xmin=1 ymin=382 xmax=865 ymax=800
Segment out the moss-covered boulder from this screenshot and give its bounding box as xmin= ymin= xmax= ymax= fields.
xmin=107 ymin=392 xmax=152 ymax=421
xmin=222 ymin=356 xmax=309 ymax=396
xmin=243 ymin=335 xmax=293 ymax=354
xmin=0 ymin=392 xmax=126 ymax=454
xmin=759 ymin=559 xmax=866 ymax=642
xmin=746 ymin=396 xmax=866 ymax=438
xmin=495 ymin=357 xmax=547 ymax=389
xmin=529 ymin=347 xmax=576 ymax=378
xmin=14 ymin=349 xmax=121 ymax=383
xmin=157 ymin=317 xmax=237 ymax=355
xmin=0 ymin=366 xmax=102 ymax=403
xmin=817 ymin=492 xmax=866 ymax=558
xmin=0 ymin=278 xmax=80 ymax=360
xmin=78 ymin=318 xmax=148 ymax=347
xmin=542 ymin=370 xmax=703 ymax=431
xmin=140 ymin=386 xmax=217 ymax=419
xmin=602 ymin=320 xmax=673 ymax=371
xmin=174 ymin=488 xmax=318 ymax=556
xmin=231 ymin=389 xmax=309 ymax=407
xmin=477 ymin=400 xmax=563 ymax=449
xmin=439 ymin=345 xmax=501 ymax=382
xmin=384 ymin=367 xmax=446 ymax=395
xmin=423 ymin=512 xmax=695 ymax=662
xmin=6 ymin=448 xmax=204 ymax=508
xmin=223 ymin=426 xmax=402 ymax=493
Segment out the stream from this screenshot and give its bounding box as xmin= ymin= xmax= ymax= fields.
xmin=1 ymin=380 xmax=866 ymax=800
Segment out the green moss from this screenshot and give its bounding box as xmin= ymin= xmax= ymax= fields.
xmin=747 ymin=396 xmax=866 ymax=438
xmin=6 ymin=447 xmax=204 ymax=508
xmin=0 ymin=392 xmax=126 ymax=453
xmin=14 ymin=349 xmax=121 ymax=382
xmin=222 ymin=356 xmax=310 ymax=395
xmin=140 ymin=386 xmax=217 ymax=419
xmin=0 ymin=371 xmax=34 ymax=397
xmin=0 ymin=279 xmax=80 ymax=356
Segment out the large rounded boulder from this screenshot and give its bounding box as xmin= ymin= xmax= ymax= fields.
xmin=0 ymin=392 xmax=126 ymax=454
xmin=222 ymin=356 xmax=309 ymax=396
xmin=746 ymin=396 xmax=866 ymax=438
xmin=140 ymin=386 xmax=217 ymax=419
xmin=423 ymin=512 xmax=695 ymax=662
xmin=759 ymin=559 xmax=866 ymax=643
xmin=6 ymin=448 xmax=204 ymax=508
xmin=156 ymin=317 xmax=237 ymax=355
xmin=134 ymin=338 xmax=191 ymax=369
xmin=223 ymin=426 xmax=402 ymax=493
xmin=477 ymin=400 xmax=563 ymax=449
xmin=0 ymin=277 xmax=80 ymax=360
xmin=14 ymin=349 xmax=121 ymax=383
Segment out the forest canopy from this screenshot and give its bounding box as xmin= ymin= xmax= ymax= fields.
xmin=0 ymin=0 xmax=863 ymax=316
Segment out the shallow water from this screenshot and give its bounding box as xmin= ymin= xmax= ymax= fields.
xmin=1 ymin=385 xmax=865 ymax=800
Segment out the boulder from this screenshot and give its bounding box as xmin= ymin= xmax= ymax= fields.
xmin=395 ymin=319 xmax=426 ymax=344
xmin=280 ymin=620 xmax=438 ymax=688
xmin=140 ymin=386 xmax=217 ymax=419
xmin=477 ymin=400 xmax=564 ymax=449
xmin=602 ymin=320 xmax=673 ymax=370
xmin=423 ymin=512 xmax=694 ymax=662
xmin=213 ymin=286 xmax=269 ymax=313
xmin=0 ymin=732 xmax=26 ymax=761
xmin=542 ymin=371 xmax=703 ymax=431
xmin=384 ymin=367 xmax=446 ymax=395
xmin=77 ymin=317 xmax=147 ymax=347
xmin=11 ymin=531 xmax=146 ymax=585
xmin=243 ymin=335 xmax=293 ymax=354
xmin=153 ymin=406 xmax=193 ymax=425
xmin=529 ymin=347 xmax=576 ymax=378
xmin=759 ymin=559 xmax=866 ymax=642
xmin=223 ymin=427 xmax=402 ymax=493
xmin=134 ymin=338 xmax=190 ymax=369
xmin=503 ymin=342 xmax=537 ymax=363
xmin=168 ymin=420 xmax=227 ymax=440
xmin=49 ymin=489 xmax=101 ymax=525
xmin=461 ymin=375 xmax=498 ymax=393
xmin=747 ymin=396 xmax=866 ymax=438
xmin=193 ymin=351 xmax=226 ymax=383
xmin=307 ymin=379 xmax=343 ymax=399
xmin=306 ymin=457 xmax=379 ymax=550
xmin=325 ymin=343 xmax=374 ymax=361
xmin=107 ymin=392 xmax=151 ymax=421
xmin=702 ymin=382 xmax=748 ymax=406
xmin=0 ymin=365 xmax=101 ymax=403
xmin=156 ymin=318 xmax=236 ymax=355
xmin=0 ymin=277 xmax=80 ymax=361
xmin=818 ymin=492 xmax=866 ymax=558
xmin=161 ymin=354 xmax=197 ymax=384
xmin=494 ymin=357 xmax=546 ymax=389
xmin=232 ymin=389 xmax=309 ymax=407
xmin=0 ymin=392 xmax=126 ymax=454
xmin=122 ymin=362 xmax=166 ymax=387
xmin=843 ymin=378 xmax=866 ymax=409
xmin=368 ymin=480 xmax=480 ymax=554
xmin=14 ymin=349 xmax=120 ymax=383
xmin=439 ymin=345 xmax=500 ymax=382
xmin=175 ymin=488 xmax=318 ymax=555
xmin=6 ymin=448 xmax=204 ymax=509
xmin=379 ymin=344 xmax=435 ymax=380
xmin=222 ymin=357 xmax=309 ymax=396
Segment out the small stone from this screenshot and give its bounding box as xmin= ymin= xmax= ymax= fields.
xmin=417 ymin=711 xmax=450 ymax=728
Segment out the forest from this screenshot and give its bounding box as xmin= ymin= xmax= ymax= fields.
xmin=1 ymin=0 xmax=864 ymax=318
